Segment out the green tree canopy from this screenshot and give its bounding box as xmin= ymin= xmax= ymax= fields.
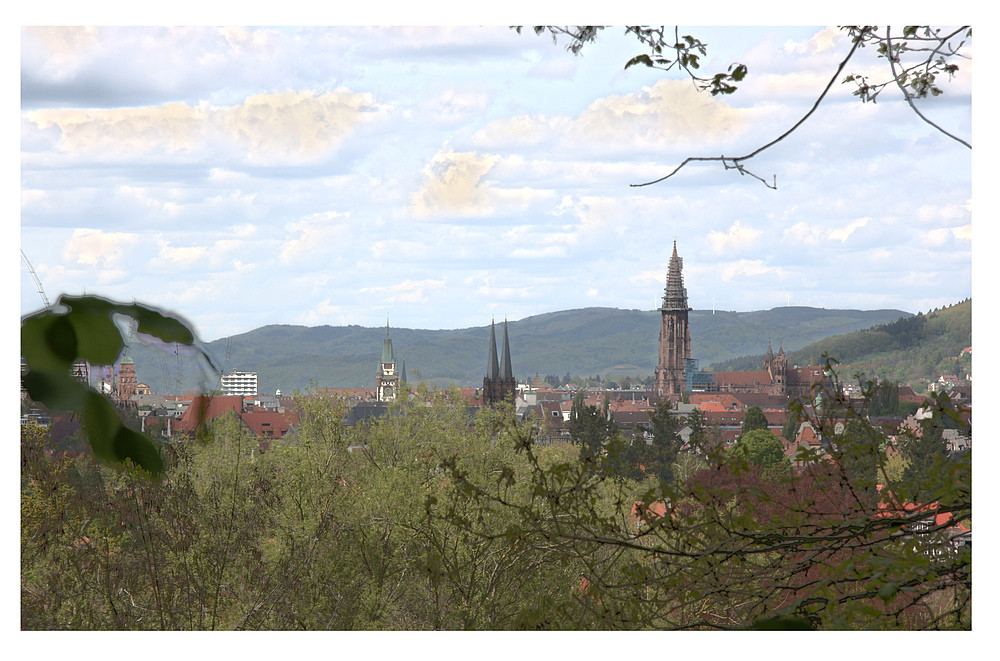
xmin=624 ymin=398 xmax=683 ymax=483
xmin=741 ymin=406 xmax=769 ymax=436
xmin=735 ymin=429 xmax=789 ymax=474
xmin=567 ymin=393 xmax=618 ymax=469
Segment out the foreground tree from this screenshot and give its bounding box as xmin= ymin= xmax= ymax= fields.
xmin=434 ymin=360 xmax=970 ymax=630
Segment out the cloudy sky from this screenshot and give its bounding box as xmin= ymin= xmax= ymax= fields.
xmin=19 ymin=23 xmax=972 ymax=343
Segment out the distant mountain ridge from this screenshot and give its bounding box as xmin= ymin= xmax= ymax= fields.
xmin=126 ymin=306 xmax=912 ymax=394
xmin=714 ymin=299 xmax=971 ymax=386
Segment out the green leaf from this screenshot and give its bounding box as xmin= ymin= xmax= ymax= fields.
xmin=22 ymin=368 xmax=91 ymax=411
xmin=81 ymin=390 xmax=123 ymax=463
xmin=66 ymin=307 xmax=124 ymax=365
xmin=112 ymin=426 xmax=164 ymax=475
xmin=121 ymin=302 xmax=196 ymax=345
xmin=624 ymin=54 xmax=653 ymax=70
xmin=21 ymin=313 xmax=73 ymax=371
xmin=44 ymin=315 xmax=78 ymax=366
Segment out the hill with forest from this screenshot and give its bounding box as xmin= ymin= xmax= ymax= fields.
xmin=714 ymin=299 xmax=971 ymax=388
xmin=126 ymin=306 xmax=912 ymax=394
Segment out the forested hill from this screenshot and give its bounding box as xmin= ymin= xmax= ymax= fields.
xmin=129 ymin=306 xmax=910 ymax=394
xmin=714 ymin=299 xmax=971 ymax=385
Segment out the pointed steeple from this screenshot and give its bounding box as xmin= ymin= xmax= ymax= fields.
xmin=499 ymin=319 xmax=514 ymax=382
xmin=486 ymin=319 xmax=500 ymax=379
xmin=376 ymin=320 xmax=399 ymax=402
xmin=380 ymin=320 xmax=394 ymax=365
xmin=766 ymin=339 xmax=774 ymax=360
xmin=661 ymin=239 xmax=689 ymax=311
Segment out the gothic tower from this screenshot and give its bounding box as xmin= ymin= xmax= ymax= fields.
xmin=483 ymin=319 xmax=516 ymax=405
xmin=654 ymin=241 xmax=691 ymax=399
xmin=376 ymin=321 xmax=399 ymax=402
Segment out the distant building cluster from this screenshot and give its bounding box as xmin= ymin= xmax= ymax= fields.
xmin=21 ymin=241 xmax=971 ymax=479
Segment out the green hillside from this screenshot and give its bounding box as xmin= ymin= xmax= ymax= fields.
xmin=124 ymin=305 xmax=911 ymax=394
xmin=715 ymin=299 xmax=971 ymax=388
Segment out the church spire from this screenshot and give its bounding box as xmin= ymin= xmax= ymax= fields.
xmin=500 ymin=318 xmax=513 ymax=382
xmin=484 ymin=317 xmax=515 ymax=405
xmin=486 ymin=319 xmax=500 ymax=379
xmin=380 ymin=320 xmax=394 ymax=365
xmin=655 ymin=240 xmax=692 ymax=399
xmin=661 ymin=239 xmax=689 ymax=311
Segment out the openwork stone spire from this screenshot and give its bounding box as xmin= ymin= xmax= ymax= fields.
xmin=661 ymin=240 xmax=689 ymax=311
xmin=655 ymin=240 xmax=692 ymax=399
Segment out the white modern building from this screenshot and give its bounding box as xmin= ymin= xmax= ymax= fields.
xmin=221 ymin=370 xmax=258 ymax=397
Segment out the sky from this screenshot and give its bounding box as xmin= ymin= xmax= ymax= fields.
xmin=19 ymin=22 xmax=973 ymax=343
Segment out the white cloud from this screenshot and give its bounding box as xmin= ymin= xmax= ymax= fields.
xmin=718 ymin=259 xmax=785 ymax=282
xmin=827 ymin=217 xmax=869 ymax=242
xmin=62 ymin=229 xmax=139 ymax=267
xmin=472 ymin=114 xmax=568 ymax=149
xmin=708 ymin=221 xmax=761 ymax=254
xmin=156 ymin=242 xmax=209 ymax=266
xmin=280 ymin=212 xmax=350 ymax=264
xmin=426 ymin=87 xmax=491 ymax=123
xmin=509 ymin=245 xmax=567 ymax=259
xmin=410 ymin=150 xmax=500 ymax=217
xmin=360 ymin=279 xmax=447 ymax=304
xmin=570 ymin=79 xmax=746 ymax=149
xmin=782 ymin=218 xmax=870 ymax=245
xmin=26 ymin=89 xmax=387 ymax=164
xmin=410 ymin=150 xmax=553 ymax=218
xmin=297 ymin=298 xmax=347 ymax=327
xmin=921 ymin=228 xmax=952 ymax=248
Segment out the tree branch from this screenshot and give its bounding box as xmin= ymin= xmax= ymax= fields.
xmin=632 ymin=29 xmax=870 ymax=188
xmin=886 ymin=27 xmax=971 ymax=149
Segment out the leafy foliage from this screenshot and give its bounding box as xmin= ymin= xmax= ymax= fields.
xmin=22 ymin=361 xmax=971 ymax=629
xmin=21 ymin=295 xmax=215 ymax=476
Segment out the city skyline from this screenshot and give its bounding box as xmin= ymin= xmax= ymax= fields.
xmin=20 ymin=24 xmax=972 ymax=342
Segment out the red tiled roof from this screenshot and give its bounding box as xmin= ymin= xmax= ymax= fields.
xmin=175 ymin=395 xmax=243 ymax=434
xmin=689 ymin=393 xmax=742 ymax=409
xmin=714 ymin=371 xmax=771 ymax=387
xmin=631 ymin=500 xmax=668 ymax=524
xmin=240 ymin=409 xmax=299 ymax=438
xmin=877 ymin=500 xmax=970 ymax=533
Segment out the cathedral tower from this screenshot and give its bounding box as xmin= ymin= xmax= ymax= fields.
xmin=654 ymin=241 xmax=691 ymax=399
xmin=483 ymin=319 xmax=516 ymax=405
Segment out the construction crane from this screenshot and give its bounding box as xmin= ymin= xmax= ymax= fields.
xmin=20 ymin=249 xmax=50 ymax=307
xmin=21 ymin=249 xmax=92 ymax=386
